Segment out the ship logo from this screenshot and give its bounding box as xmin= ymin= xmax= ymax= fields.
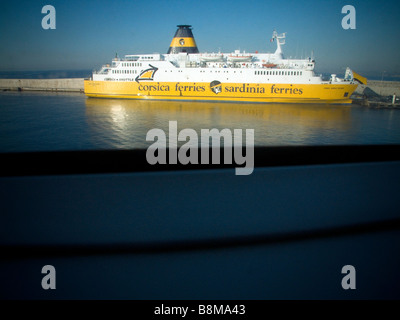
xmin=135 ymin=64 xmax=158 ymax=82
xmin=210 ymin=80 xmax=222 ymax=94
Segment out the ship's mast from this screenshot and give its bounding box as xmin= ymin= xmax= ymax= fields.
xmin=271 ymin=30 xmax=286 ymax=59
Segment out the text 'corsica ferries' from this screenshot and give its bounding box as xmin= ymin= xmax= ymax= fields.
xmin=84 ymin=25 xmax=367 ymax=104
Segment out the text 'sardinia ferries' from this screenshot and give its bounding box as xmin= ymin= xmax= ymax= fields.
xmin=84 ymin=25 xmax=367 ymax=104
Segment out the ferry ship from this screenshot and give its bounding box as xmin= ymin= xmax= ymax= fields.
xmin=84 ymin=25 xmax=367 ymax=104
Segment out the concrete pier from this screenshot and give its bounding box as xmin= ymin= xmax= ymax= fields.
xmin=0 ymin=78 xmax=84 ymax=92
xmin=354 ymin=80 xmax=400 ymax=96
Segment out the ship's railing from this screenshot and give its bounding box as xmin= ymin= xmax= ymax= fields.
xmin=93 ymin=65 xmax=111 ymax=75
xmin=93 ymin=70 xmax=109 ymax=75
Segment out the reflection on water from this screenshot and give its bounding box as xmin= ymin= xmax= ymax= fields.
xmin=85 ymin=98 xmax=352 ymax=148
xmin=0 ymin=92 xmax=398 ymax=153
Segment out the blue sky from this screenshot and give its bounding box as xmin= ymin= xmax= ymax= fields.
xmin=0 ymin=0 xmax=399 ymax=78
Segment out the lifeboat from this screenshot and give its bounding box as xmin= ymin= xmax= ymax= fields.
xmin=227 ymin=55 xmax=252 ymax=62
xmin=262 ymin=63 xmax=277 ymax=68
xmin=200 ymin=54 xmax=224 ymax=62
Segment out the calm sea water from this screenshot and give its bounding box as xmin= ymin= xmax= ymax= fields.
xmin=0 ymin=91 xmax=400 ymax=152
xmin=1 ymin=90 xmax=400 ymax=300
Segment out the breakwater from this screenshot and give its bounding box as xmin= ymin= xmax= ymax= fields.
xmin=354 ymin=80 xmax=400 ymax=96
xmin=0 ymin=78 xmax=84 ymax=92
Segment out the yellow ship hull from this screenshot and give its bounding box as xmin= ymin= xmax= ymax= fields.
xmin=84 ymin=80 xmax=358 ymax=104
